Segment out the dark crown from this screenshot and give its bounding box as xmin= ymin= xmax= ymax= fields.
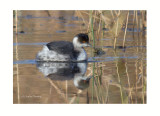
xmin=76 ymin=33 xmax=89 ymax=43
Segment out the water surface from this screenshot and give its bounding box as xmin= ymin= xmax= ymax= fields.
xmin=13 ymin=10 xmax=146 ymax=104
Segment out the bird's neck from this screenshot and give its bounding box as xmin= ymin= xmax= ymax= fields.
xmin=75 ymin=48 xmax=87 ymax=61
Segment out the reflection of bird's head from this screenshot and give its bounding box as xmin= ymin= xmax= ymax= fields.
xmin=73 ymin=76 xmax=92 ymax=90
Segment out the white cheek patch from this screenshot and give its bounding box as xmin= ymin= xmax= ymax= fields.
xmin=73 ymin=37 xmax=82 ymax=48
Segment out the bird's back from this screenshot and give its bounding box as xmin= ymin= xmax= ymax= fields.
xmin=46 ymin=41 xmax=74 ymax=54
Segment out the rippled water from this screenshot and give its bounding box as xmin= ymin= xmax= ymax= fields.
xmin=13 ymin=10 xmax=146 ymax=104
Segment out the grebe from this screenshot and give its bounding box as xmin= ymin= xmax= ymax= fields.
xmin=36 ymin=33 xmax=91 ymax=62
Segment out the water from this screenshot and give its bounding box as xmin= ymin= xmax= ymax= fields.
xmin=13 ymin=10 xmax=146 ymax=104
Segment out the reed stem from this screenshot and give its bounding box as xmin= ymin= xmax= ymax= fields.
xmin=123 ymin=11 xmax=129 ymax=48
xmin=113 ymin=18 xmax=119 ymax=49
xmin=90 ymin=10 xmax=95 ymax=48
xmin=15 ymin=10 xmax=20 ymax=104
xmin=92 ymin=62 xmax=95 ymax=103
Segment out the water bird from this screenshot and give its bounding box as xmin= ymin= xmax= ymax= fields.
xmin=36 ymin=33 xmax=91 ymax=62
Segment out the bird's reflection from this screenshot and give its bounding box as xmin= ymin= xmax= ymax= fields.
xmin=36 ymin=62 xmax=92 ymax=90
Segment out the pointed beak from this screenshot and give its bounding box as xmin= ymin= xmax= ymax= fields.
xmin=87 ymin=43 xmax=92 ymax=47
xmin=83 ymin=76 xmax=92 ymax=83
xmin=86 ymin=76 xmax=93 ymax=81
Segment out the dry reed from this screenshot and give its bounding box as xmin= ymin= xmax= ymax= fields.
xmin=15 ymin=10 xmax=20 ymax=104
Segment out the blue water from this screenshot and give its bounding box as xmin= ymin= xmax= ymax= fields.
xmin=18 ymin=15 xmax=82 ymax=21
xmin=13 ymin=42 xmax=47 ymax=46
xmin=13 ymin=59 xmax=36 ymax=64
xmin=56 ymin=30 xmax=66 ymax=33
xmin=13 ymin=56 xmax=141 ymax=64
xmin=13 ymin=42 xmax=146 ymax=49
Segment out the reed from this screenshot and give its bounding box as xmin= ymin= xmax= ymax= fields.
xmin=86 ymin=90 xmax=89 ymax=103
xmin=76 ymin=94 xmax=80 ymax=103
xmin=65 ymin=80 xmax=68 ymax=100
xmin=15 ymin=10 xmax=20 ymax=104
xmin=133 ymin=10 xmax=136 ymax=39
xmin=135 ymin=10 xmax=139 ymax=53
xmin=45 ymin=10 xmax=51 ymax=17
xmin=113 ymin=18 xmax=119 ymax=49
xmin=76 ymin=11 xmax=88 ymax=33
xmin=48 ymin=78 xmax=68 ymax=103
xmin=69 ymin=90 xmax=82 ymax=104
xmin=110 ymin=10 xmax=115 ymax=20
xmin=106 ymin=11 xmax=127 ymax=49
xmin=141 ymin=59 xmax=145 ymax=103
xmin=105 ymin=82 xmax=109 ymax=103
xmin=125 ymin=60 xmax=133 ymax=103
xmin=92 ymin=62 xmax=95 ymax=103
xmin=94 ymin=71 xmax=104 ymax=103
xmin=90 ymin=10 xmax=95 ymax=48
xmin=94 ymin=81 xmax=100 ymax=104
xmin=135 ymin=59 xmax=138 ymax=103
xmin=116 ymin=60 xmax=124 ymax=103
xmin=123 ymin=11 xmax=129 ymax=48
xmin=114 ymin=51 xmax=124 ymax=103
